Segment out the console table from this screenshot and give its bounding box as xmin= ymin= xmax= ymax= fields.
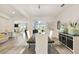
xmin=59 ymin=33 xmax=79 ymax=54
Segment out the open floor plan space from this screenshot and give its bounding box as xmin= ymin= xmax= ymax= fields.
xmin=0 ymin=4 xmax=79 ymax=54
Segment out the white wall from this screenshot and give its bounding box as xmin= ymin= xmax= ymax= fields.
xmin=12 ymin=16 xmax=58 ymax=37
xmin=30 ymin=16 xmax=57 ymax=29
xmin=57 ymin=5 xmax=79 ymax=24
xmin=0 ymin=5 xmax=76 ymax=38
xmin=54 ymin=5 xmax=79 ymax=38
xmin=29 ymin=16 xmax=57 ymax=36
xmin=0 ymin=16 xmax=13 ymax=32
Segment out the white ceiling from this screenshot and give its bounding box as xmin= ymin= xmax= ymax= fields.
xmin=0 ymin=4 xmax=71 ymax=19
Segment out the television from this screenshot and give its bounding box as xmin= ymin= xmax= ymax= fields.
xmin=33 ymin=29 xmax=38 ymax=34
xmin=14 ymin=24 xmax=18 ymax=27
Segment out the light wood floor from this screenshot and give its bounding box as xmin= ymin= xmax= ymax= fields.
xmin=0 ymin=33 xmax=27 ymax=54
xmin=52 ymin=37 xmax=73 ymax=54
xmin=0 ymin=33 xmax=73 ymax=54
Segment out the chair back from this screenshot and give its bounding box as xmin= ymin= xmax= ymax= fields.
xmin=27 ymin=31 xmax=31 ymax=40
xmin=49 ymin=30 xmax=53 ymax=39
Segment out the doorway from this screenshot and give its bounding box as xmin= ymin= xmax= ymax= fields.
xmin=33 ymin=18 xmax=48 ymax=34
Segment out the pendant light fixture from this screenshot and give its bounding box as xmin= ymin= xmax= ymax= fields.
xmin=61 ymin=4 xmax=65 ymax=7
xmin=38 ymin=4 xmax=40 ymax=9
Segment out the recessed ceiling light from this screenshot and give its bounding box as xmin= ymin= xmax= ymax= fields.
xmin=12 ymin=11 xmax=15 ymax=14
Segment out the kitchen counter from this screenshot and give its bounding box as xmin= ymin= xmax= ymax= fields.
xmin=59 ymin=32 xmax=79 ymax=37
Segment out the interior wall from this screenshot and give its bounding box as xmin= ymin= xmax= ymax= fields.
xmin=2 ymin=16 xmax=57 ymax=38
xmin=54 ymin=5 xmax=79 ymax=38
xmin=0 ymin=5 xmax=76 ymax=38
xmin=28 ymin=16 xmax=57 ymax=37
xmin=0 ymin=15 xmax=28 ymax=33
xmin=12 ymin=16 xmax=34 ymax=37
xmin=30 ymin=16 xmax=57 ymax=28
xmin=57 ymin=5 xmax=79 ymax=24
xmin=11 ymin=16 xmax=58 ymax=37
xmin=0 ymin=16 xmax=13 ymax=33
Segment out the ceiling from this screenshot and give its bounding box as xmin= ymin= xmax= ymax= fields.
xmin=0 ymin=4 xmax=71 ymax=20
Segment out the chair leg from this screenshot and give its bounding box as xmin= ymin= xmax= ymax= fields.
xmin=28 ymin=43 xmax=30 ymax=48
xmin=51 ymin=44 xmax=52 ymax=47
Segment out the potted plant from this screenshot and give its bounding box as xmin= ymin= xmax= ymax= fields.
xmin=59 ymin=24 xmax=68 ymax=33
xmin=68 ymin=22 xmax=77 ymax=35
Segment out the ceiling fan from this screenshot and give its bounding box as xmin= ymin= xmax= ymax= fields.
xmin=61 ymin=4 xmax=65 ymax=7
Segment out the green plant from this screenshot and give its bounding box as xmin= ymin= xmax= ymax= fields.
xmin=70 ymin=22 xmax=77 ymax=28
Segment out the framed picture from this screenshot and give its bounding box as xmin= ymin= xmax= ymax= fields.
xmin=57 ymin=21 xmax=61 ymax=30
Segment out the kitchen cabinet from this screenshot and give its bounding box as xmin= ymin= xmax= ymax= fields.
xmin=59 ymin=33 xmax=73 ymax=50
xmin=67 ymin=36 xmax=73 ymax=49
xmin=59 ymin=33 xmax=79 ymax=53
xmin=62 ymin=35 xmax=67 ymax=45
xmin=73 ymin=37 xmax=79 ymax=54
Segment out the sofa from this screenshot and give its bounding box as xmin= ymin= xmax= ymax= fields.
xmin=0 ymin=33 xmax=9 ymax=44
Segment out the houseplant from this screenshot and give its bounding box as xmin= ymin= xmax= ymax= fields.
xmin=68 ymin=22 xmax=78 ymax=35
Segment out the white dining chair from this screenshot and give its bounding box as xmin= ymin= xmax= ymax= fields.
xmin=26 ymin=31 xmax=31 ymax=40
xmin=49 ymin=30 xmax=53 ymax=40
